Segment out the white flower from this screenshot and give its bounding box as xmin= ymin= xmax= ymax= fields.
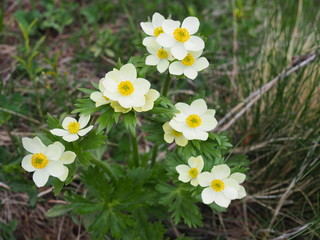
xmin=90 ymin=77 xmax=112 ymax=107
xmin=50 ymin=115 xmax=93 ymax=142
xmin=169 ymin=99 xmax=217 ymax=141
xmin=102 ymin=64 xmax=151 ymax=108
xmin=21 ymin=137 xmax=76 ymax=187
xmin=175 ymin=156 xmax=204 ymax=186
xmin=198 ymin=164 xmax=243 ymax=208
xmin=229 ymin=172 xmax=247 ymax=199
xmin=141 ymin=12 xmax=166 ymax=45
xmin=157 ymin=17 xmax=204 ymax=60
xmin=145 ymin=39 xmax=174 ymax=73
xmin=162 ymin=122 xmax=188 ymax=147
xmin=169 ymin=50 xmax=209 ymax=79
xmin=134 ymin=89 xmax=160 ymax=112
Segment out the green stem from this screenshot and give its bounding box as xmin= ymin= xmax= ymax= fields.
xmin=131 ymin=130 xmax=139 ymax=167
xmin=150 ymin=143 xmax=159 ymax=167
xmin=91 ymin=159 xmax=117 ymax=184
xmin=162 ymin=72 xmax=171 ymax=97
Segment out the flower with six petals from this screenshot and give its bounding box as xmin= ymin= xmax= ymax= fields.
xmin=176 ymin=156 xmax=204 ymax=186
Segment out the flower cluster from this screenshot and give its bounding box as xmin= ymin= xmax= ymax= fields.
xmin=176 ymin=156 xmax=247 ymax=207
xmin=141 ymin=12 xmax=209 ymax=79
xmin=90 ymin=63 xmax=160 ymax=113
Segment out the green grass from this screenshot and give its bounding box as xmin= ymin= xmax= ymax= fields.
xmin=0 ymin=0 xmax=319 ymax=239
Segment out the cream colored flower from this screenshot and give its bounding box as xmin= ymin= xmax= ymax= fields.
xmin=21 ymin=137 xmax=76 ymax=187
xmin=145 ymin=39 xmax=174 ymax=73
xmin=169 ymin=99 xmax=217 ymax=141
xmin=198 ymin=164 xmax=244 ymax=207
xmin=162 ymin=122 xmax=188 ymax=147
xmin=102 ymin=64 xmax=151 ymax=108
xmin=175 ymin=156 xmax=204 ymax=186
xmin=90 ymin=77 xmax=112 ymax=107
xmin=141 ymin=12 xmax=166 ymax=47
xmin=169 ymin=50 xmax=209 ymax=79
xmin=110 ymin=101 xmax=132 ymax=113
xmin=50 ymin=115 xmax=93 ymax=142
xmin=134 ymin=89 xmax=160 ymax=112
xmin=157 ymin=17 xmax=204 ymax=60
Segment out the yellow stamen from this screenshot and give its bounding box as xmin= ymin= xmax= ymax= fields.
xmin=188 ymin=168 xmax=199 ymax=178
xmin=67 ymin=122 xmax=80 ymax=134
xmin=173 ymin=27 xmax=190 ymax=43
xmin=172 ymin=129 xmax=182 ymax=137
xmin=186 ymin=114 xmax=202 ymax=128
xmin=181 ymin=53 xmax=195 ymax=66
xmin=153 ymin=27 xmax=164 ymax=37
xmin=211 ymin=179 xmax=225 ymax=192
xmin=31 ymin=153 xmax=49 ymax=169
xmin=118 ymin=81 xmax=134 ymax=96
xmin=157 ymin=48 xmax=168 ymax=59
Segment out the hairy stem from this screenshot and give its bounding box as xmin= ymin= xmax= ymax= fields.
xmin=162 ymin=72 xmax=171 ymax=97
xmin=131 ymin=130 xmax=140 ymax=167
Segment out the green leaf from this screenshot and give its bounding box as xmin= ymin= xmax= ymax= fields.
xmin=79 ymin=129 xmax=106 ymax=151
xmin=78 ymin=151 xmax=94 ymax=166
xmin=46 ymin=204 xmax=72 ymax=217
xmin=123 ymin=111 xmax=136 ymax=136
xmin=46 ymin=113 xmax=62 ymax=129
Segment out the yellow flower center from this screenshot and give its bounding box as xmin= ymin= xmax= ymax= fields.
xmin=157 ymin=48 xmax=168 ymax=59
xmin=181 ymin=53 xmax=195 ymax=66
xmin=172 ymin=129 xmax=182 ymax=137
xmin=31 ymin=153 xmax=49 ymax=169
xmin=173 ymin=27 xmax=190 ymax=43
xmin=188 ymin=168 xmax=199 ymax=178
xmin=186 ymin=114 xmax=202 ymax=128
xmin=211 ymin=179 xmax=225 ymax=192
xmin=153 ymin=27 xmax=164 ymax=37
xmin=103 ymin=95 xmax=109 ymax=101
xmin=67 ymin=121 xmax=80 ymax=134
xmin=118 ymin=81 xmax=134 ymax=96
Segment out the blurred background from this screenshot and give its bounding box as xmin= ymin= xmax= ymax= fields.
xmin=0 ymin=0 xmax=319 ymax=239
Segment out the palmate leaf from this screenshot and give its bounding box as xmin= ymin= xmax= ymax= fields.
xmin=78 ymin=129 xmax=107 ymax=150
xmin=156 ymin=182 xmax=203 ymax=228
xmin=96 ymin=106 xmax=121 ymax=132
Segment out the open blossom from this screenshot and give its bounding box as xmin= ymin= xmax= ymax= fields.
xmin=90 ymin=77 xmax=112 ymax=107
xmin=134 ymin=89 xmax=160 ymax=112
xmin=198 ymin=164 xmax=246 ymax=207
xmin=21 ymin=137 xmax=76 ymax=187
xmin=145 ymin=39 xmax=174 ymax=73
xmin=169 ymin=99 xmax=217 ymax=141
xmin=176 ymin=156 xmax=204 ymax=186
xmin=157 ymin=17 xmax=204 ymax=60
xmin=140 ymin=12 xmax=166 ymax=45
xmin=50 ymin=115 xmax=93 ymax=142
xmin=169 ymin=50 xmax=209 ymax=79
xmin=162 ymin=122 xmax=188 ymax=147
xmin=102 ymin=64 xmax=151 ymax=108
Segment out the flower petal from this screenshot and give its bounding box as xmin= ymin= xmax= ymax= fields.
xmin=157 ymin=33 xmax=176 ymax=48
xmin=184 ymin=36 xmax=205 ymax=51
xmin=194 ymin=57 xmax=209 ymax=71
xmin=238 ymin=185 xmax=247 ymax=199
xmin=50 ymin=129 xmax=69 ymax=137
xmin=181 ymin=16 xmax=199 ymax=34
xmin=199 ymin=114 xmax=218 ymax=131
xmin=175 ymin=136 xmax=188 ymax=147
xmin=212 ymin=164 xmax=231 ymax=180
xmin=21 ymin=154 xmax=36 ymax=172
xmin=162 ymin=122 xmax=171 ymax=132
xmin=190 ymin=178 xmax=199 ymax=186
xmin=201 ymin=187 xmax=216 ymax=204
xmin=175 ymin=164 xmax=190 ymax=175
xmin=47 ymin=161 xmax=66 ymax=178
xmin=169 ymin=61 xmax=185 ymax=75
xmin=45 ymin=143 xmax=64 ymax=161
xmin=62 ymin=134 xmax=79 ymax=142
xmin=164 ymin=133 xmax=174 ymax=143
xmin=77 ymin=125 xmax=93 ymax=136
xmin=175 ymin=102 xmax=190 ymax=115
xmin=188 ymin=156 xmax=204 ymax=171
xmin=162 ymin=19 xmax=180 ymax=35
xmin=60 ymin=151 xmax=76 ymax=165
xmin=140 ymin=22 xmax=154 ymax=35
xmin=183 ymin=128 xmax=208 ymax=141
xmin=134 ymin=78 xmax=151 ymax=94
xmin=119 ymin=63 xmax=137 ymax=82
xmin=62 ymin=117 xmax=77 ymax=130
xmin=214 ymin=192 xmax=231 ymax=208
xmin=152 ymin=12 xmax=165 ymax=27
xmin=33 ymin=169 xmax=49 ymax=187
xmin=143 ymin=36 xmax=156 ymax=47
xmin=190 ymin=99 xmax=207 ymax=115
xmin=146 ymin=55 xmax=160 ymax=66
xmin=171 ymin=42 xmax=188 ymax=60
xmin=22 ymin=137 xmax=46 ymax=154
xmin=198 ymin=172 xmax=213 ymax=187
xmin=169 ymin=119 xmax=187 ymax=132
xmin=229 ymin=173 xmax=246 ymax=184
xmin=184 ymin=67 xmax=198 ymax=80
xmin=178 ymin=174 xmax=192 ymax=183
xmin=78 ymin=115 xmax=90 ymax=129
xmin=157 ymin=59 xmax=169 ymax=73
xmin=57 ymin=166 xmax=69 ymax=182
